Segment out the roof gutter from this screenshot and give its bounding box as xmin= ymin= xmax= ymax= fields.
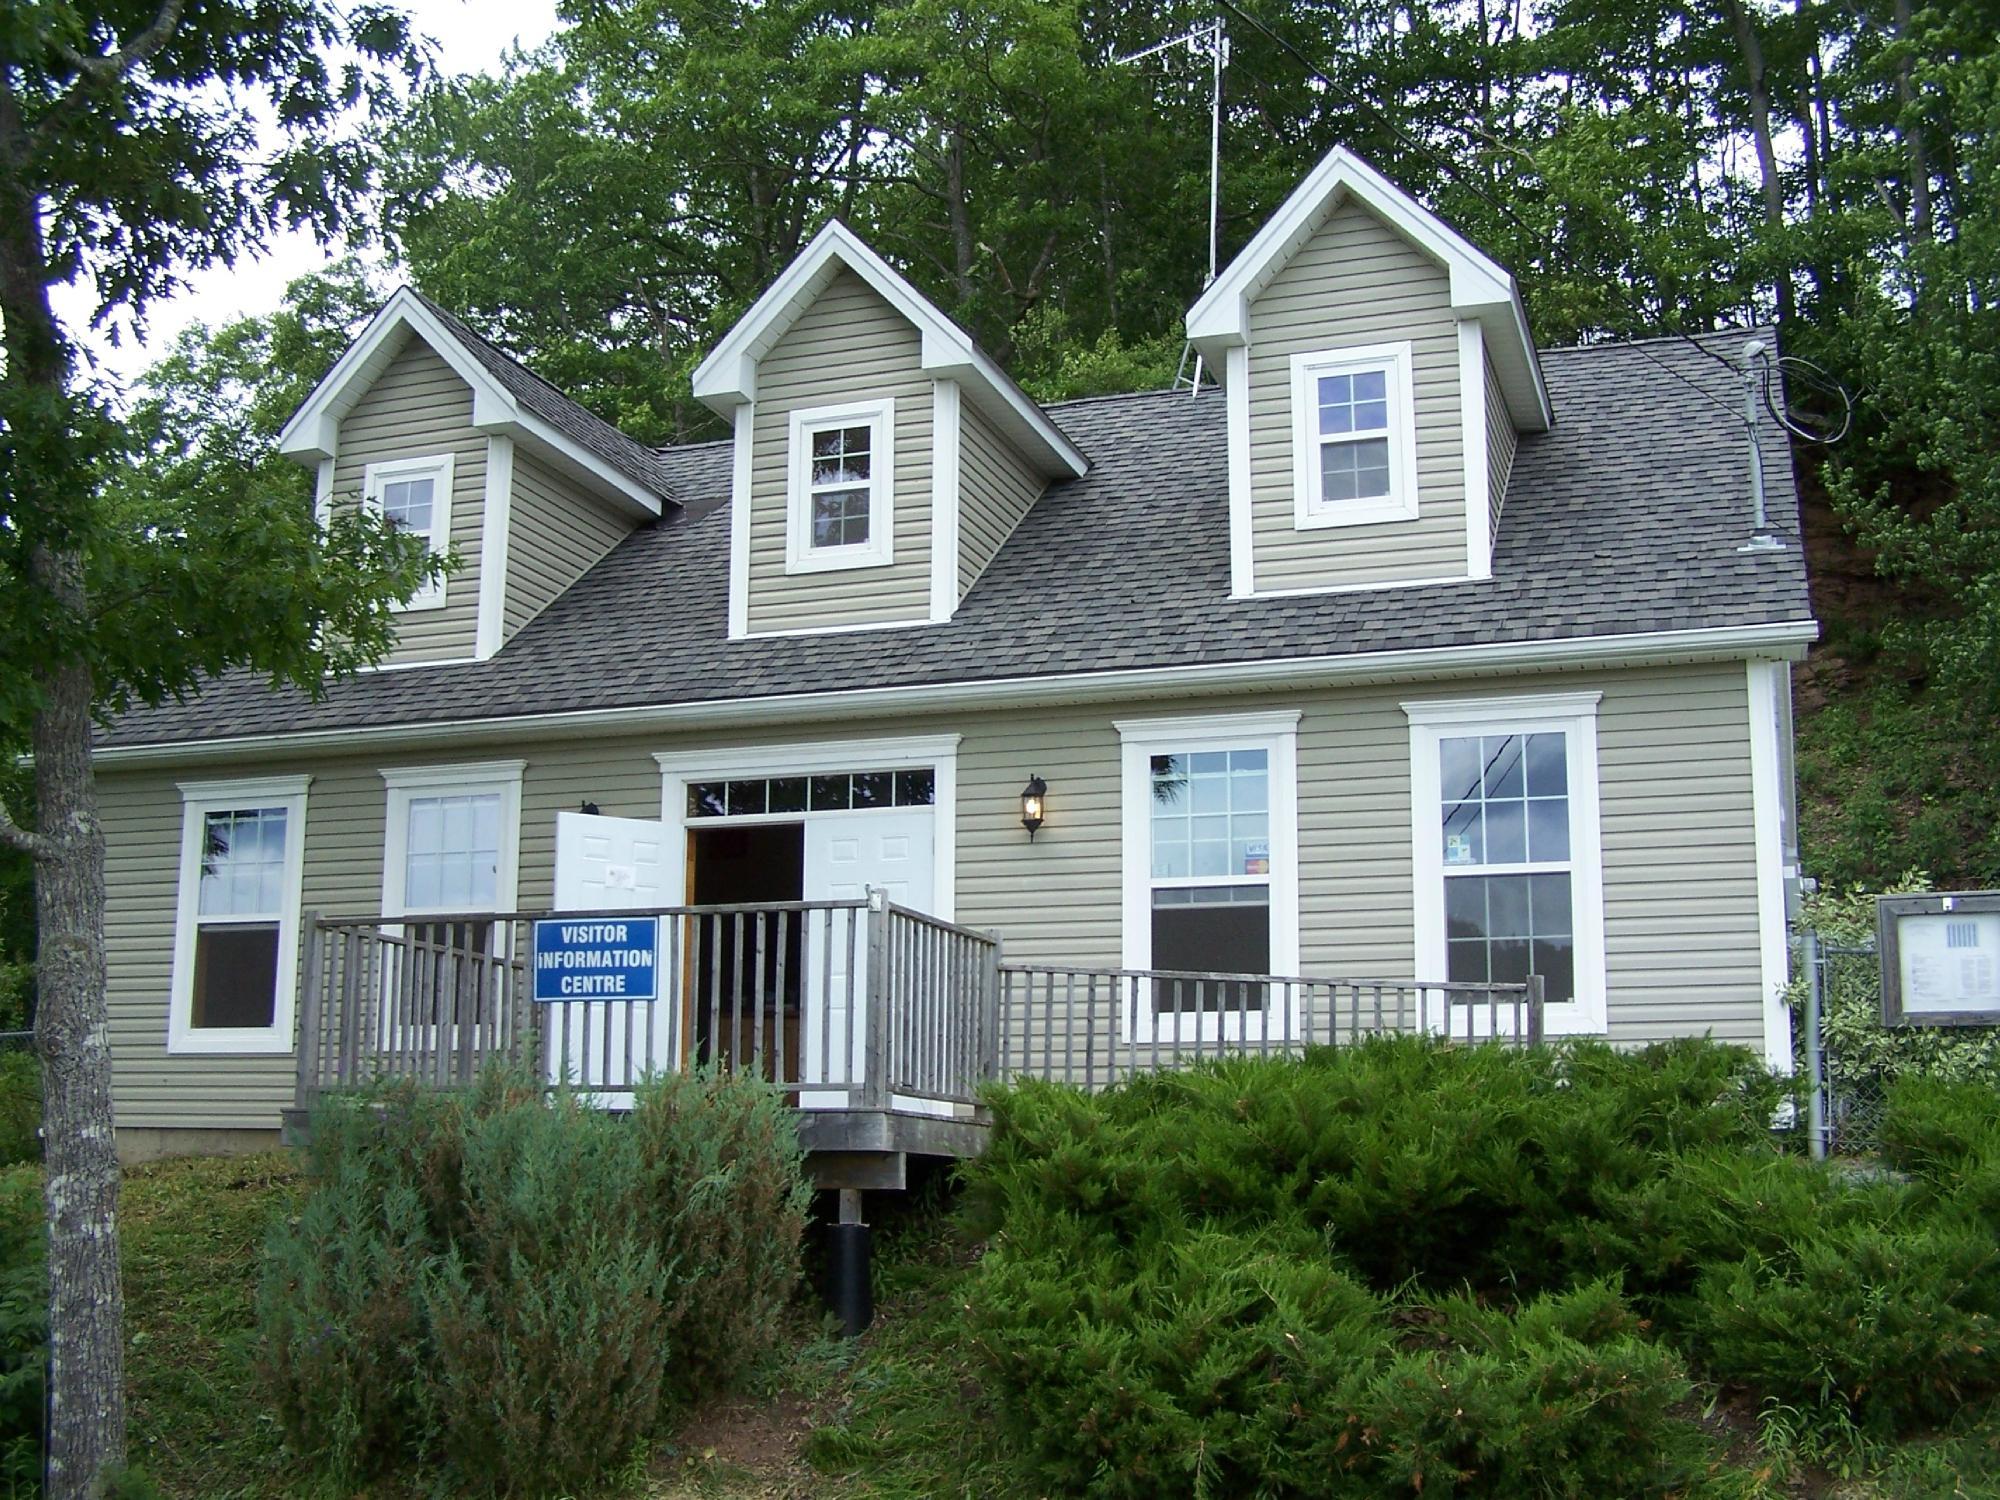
xmin=91 ymin=619 xmax=1819 ymax=769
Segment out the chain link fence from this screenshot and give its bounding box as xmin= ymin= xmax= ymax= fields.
xmin=1798 ymin=933 xmax=1884 ymax=1156
xmin=1797 ymin=926 xmax=2000 ymax=1158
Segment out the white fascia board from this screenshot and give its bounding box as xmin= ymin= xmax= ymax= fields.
xmin=1185 ymin=146 xmax=1549 ymax=431
xmin=277 ymin=288 xmax=515 ymax=465
xmin=95 ymin=619 xmax=1821 ymax=768
xmin=691 ymin=220 xmax=1086 ymax=480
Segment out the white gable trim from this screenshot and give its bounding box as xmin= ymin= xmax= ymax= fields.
xmin=930 ymin=378 xmax=964 ymax=622
xmin=726 ymin=402 xmax=754 ymax=640
xmin=1459 ymin=319 xmax=1493 ymax=581
xmin=277 ymin=287 xmax=663 ymax=520
xmin=475 ymin=435 xmax=515 ymax=660
xmin=1186 ymin=147 xmax=1551 ymax=432
xmin=691 ymin=221 xmax=1087 ymax=480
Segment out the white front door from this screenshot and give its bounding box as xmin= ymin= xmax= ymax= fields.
xmin=551 ymin=811 xmax=677 ymax=1096
xmin=801 ymin=809 xmax=934 ymax=1104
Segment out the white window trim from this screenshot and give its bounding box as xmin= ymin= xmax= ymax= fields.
xmin=1290 ymin=340 xmax=1419 ymax=530
xmin=1116 ymin=711 xmax=1301 ymax=1042
xmin=1403 ymin=691 xmax=1606 ymax=1036
xmin=655 ymin=734 xmax=959 ymax=920
xmin=167 ymin=775 xmax=312 ymax=1056
xmin=380 ymin=759 xmax=526 ymax=919
xmin=363 ymin=452 xmax=455 ymax=612
xmin=784 ymin=398 xmax=895 ymax=574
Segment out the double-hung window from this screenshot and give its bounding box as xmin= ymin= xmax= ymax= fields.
xmin=1290 ymin=341 xmax=1418 ymax=528
xmin=363 ymin=454 xmax=454 ymax=610
xmin=381 ymin=761 xmax=524 ymax=1025
xmin=1118 ymin=713 xmax=1300 ymax=1039
xmin=168 ymin=777 xmax=310 ymax=1054
xmin=1404 ymin=694 xmax=1606 ymax=1034
xmin=785 ymin=399 xmax=894 ymax=573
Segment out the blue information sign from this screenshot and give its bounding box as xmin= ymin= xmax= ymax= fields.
xmin=531 ymin=917 xmax=659 ymax=1003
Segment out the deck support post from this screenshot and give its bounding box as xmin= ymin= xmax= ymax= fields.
xmin=827 ymin=1188 xmax=873 ymax=1336
xmin=295 ymin=912 xmax=324 ymax=1116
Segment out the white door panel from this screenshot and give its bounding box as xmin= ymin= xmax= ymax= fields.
xmin=801 ymin=810 xmax=934 ymax=1105
xmin=552 ymin=811 xmax=677 ymax=1097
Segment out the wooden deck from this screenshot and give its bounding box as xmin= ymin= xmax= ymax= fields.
xmin=289 ymin=893 xmax=1543 ymax=1189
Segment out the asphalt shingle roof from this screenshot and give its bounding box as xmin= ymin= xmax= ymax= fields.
xmin=98 ymin=331 xmax=1812 ymax=749
xmin=409 ymin=289 xmax=685 ymax=504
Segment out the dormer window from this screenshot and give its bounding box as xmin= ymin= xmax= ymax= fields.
xmin=1289 ymin=341 xmax=1418 ymax=529
xmin=363 ymin=454 xmax=455 ymax=610
xmin=786 ymin=398 xmax=895 ymax=573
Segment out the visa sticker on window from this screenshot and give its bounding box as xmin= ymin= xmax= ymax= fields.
xmin=1243 ymin=841 xmax=1270 ymax=875
xmin=1445 ymin=834 xmax=1475 ymax=866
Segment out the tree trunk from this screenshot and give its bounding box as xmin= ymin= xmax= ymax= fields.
xmin=0 ymin=73 xmax=130 ymax=1500
xmin=945 ymin=127 xmax=974 ymax=305
xmin=1728 ymin=0 xmax=1795 ymax=326
xmin=31 ymin=630 xmax=127 ymax=1500
xmin=1892 ymin=0 xmax=1932 ymax=243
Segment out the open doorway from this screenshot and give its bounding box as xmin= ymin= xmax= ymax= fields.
xmin=687 ymin=824 xmax=804 ymax=1077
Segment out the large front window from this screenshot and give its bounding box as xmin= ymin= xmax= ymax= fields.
xmin=786 ymin=399 xmax=894 ymax=573
xmin=1119 ymin=713 xmax=1300 ymax=1037
xmin=1404 ymin=694 xmax=1606 ymax=1034
xmin=1439 ymin=731 xmax=1575 ymax=1004
xmin=1149 ymin=749 xmax=1271 ymax=1008
xmin=169 ymin=777 xmax=310 ymax=1053
xmin=382 ymin=762 xmax=524 ymax=1023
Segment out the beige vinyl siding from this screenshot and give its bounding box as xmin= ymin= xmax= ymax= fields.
xmin=504 ymin=451 xmax=632 ymax=641
xmin=1246 ymin=201 xmax=1467 ymax=591
xmin=99 ymin=662 xmax=1767 ymax=1130
xmin=331 ymin=338 xmax=486 ymax=663
xmin=1484 ymin=350 xmax=1517 ymax=544
xmin=956 ymin=399 xmax=1045 ymax=598
xmin=746 ymin=270 xmax=933 ymax=633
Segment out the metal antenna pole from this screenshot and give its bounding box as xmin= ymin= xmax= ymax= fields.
xmin=1115 ymin=17 xmax=1227 ymax=396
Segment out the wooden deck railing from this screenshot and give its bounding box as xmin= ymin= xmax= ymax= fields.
xmin=994 ymin=964 xmax=1544 ymax=1092
xmin=295 ymin=900 xmax=1546 ymax=1117
xmin=294 ymin=893 xmax=1002 ymax=1114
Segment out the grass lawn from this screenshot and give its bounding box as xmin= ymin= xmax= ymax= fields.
xmin=5 ymin=1151 xmax=1999 ymax=1498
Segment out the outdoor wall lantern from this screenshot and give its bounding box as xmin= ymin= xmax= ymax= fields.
xmin=579 ymin=801 xmax=601 ymax=816
xmin=1020 ymin=775 xmax=1048 ymax=840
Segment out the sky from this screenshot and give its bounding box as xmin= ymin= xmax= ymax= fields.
xmin=55 ymin=0 xmax=563 ymax=388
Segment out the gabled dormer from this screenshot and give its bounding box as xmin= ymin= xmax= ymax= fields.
xmin=692 ymin=223 xmax=1088 ymax=639
xmin=279 ymin=288 xmax=679 ymax=665
xmin=1188 ymin=148 xmax=1551 ymax=598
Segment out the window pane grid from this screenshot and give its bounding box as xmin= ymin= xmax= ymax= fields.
xmin=686 ymin=768 xmax=936 ymax=819
xmin=403 ymin=793 xmax=501 ymax=912
xmin=807 ymin=422 xmax=873 ymax=550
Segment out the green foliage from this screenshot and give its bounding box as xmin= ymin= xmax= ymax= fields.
xmin=954 ymin=1041 xmax=2000 ymax=1495
xmin=1796 ymin=677 xmax=2000 ymax=890
xmin=0 ymin=1053 xmax=38 ymax=1170
xmin=259 ymin=1065 xmax=809 ymax=1497
xmin=0 ymin=1169 xmax=45 ymax=1494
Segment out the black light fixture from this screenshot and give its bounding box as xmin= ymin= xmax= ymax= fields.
xmin=579 ymin=801 xmax=601 ymax=816
xmin=1020 ymin=775 xmax=1047 ymax=840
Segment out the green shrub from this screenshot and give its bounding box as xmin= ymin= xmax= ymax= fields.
xmin=968 ymin=1036 xmax=1782 ymax=1299
xmin=1685 ymin=1210 xmax=2000 ymax=1436
xmin=1356 ymin=1282 xmax=1707 ymax=1498
xmin=259 ymin=1064 xmax=808 ymax=1497
xmin=628 ymin=1065 xmax=812 ymax=1404
xmin=1882 ymin=1076 xmax=2000 ymax=1235
xmin=0 ymin=1052 xmax=36 ymax=1169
